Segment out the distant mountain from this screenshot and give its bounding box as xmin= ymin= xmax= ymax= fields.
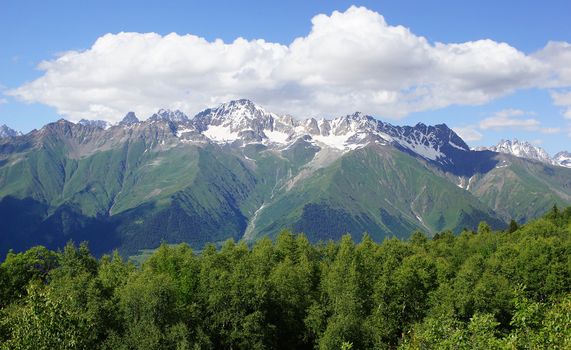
xmin=0 ymin=124 xmax=21 ymax=138
xmin=119 ymin=111 xmax=140 ymax=126
xmin=149 ymin=109 xmax=190 ymax=124
xmin=477 ymin=139 xmax=571 ymax=169
xmin=1 ymin=99 xmax=570 ymax=257
xmin=477 ymin=139 xmax=553 ymax=163
xmin=78 ymin=119 xmax=112 ymax=129
xmin=554 ymin=151 xmax=571 ymax=168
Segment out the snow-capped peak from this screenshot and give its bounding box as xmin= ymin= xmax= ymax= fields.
xmin=554 ymin=151 xmax=571 ymax=168
xmin=483 ymin=139 xmax=554 ymax=164
xmin=192 ymin=99 xmax=284 ymax=143
xmin=204 ymin=99 xmax=275 ymax=129
xmin=150 ymin=109 xmax=189 ymax=123
xmin=189 ymin=101 xmax=470 ymax=161
xmin=216 ymin=99 xmax=269 ymax=119
xmin=0 ymin=124 xmax=22 ymax=138
xmin=477 ymin=139 xmax=571 ymax=168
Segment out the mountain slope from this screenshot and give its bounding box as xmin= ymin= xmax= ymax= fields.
xmin=1 ymin=99 xmax=571 ymax=257
xmin=247 ymin=146 xmax=504 ymax=242
xmin=466 ymin=153 xmax=571 ymax=222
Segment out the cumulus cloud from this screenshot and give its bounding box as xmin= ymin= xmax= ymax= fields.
xmin=551 ymin=90 xmax=571 ymax=119
xmin=454 ymin=108 xmax=561 ymax=143
xmin=479 ymin=108 xmax=559 ymax=133
xmin=534 ymin=41 xmax=571 ymax=87
xmin=534 ymin=42 xmax=571 ymax=119
xmin=480 ymin=109 xmax=539 ymax=130
xmin=7 ymin=6 xmax=569 ymax=123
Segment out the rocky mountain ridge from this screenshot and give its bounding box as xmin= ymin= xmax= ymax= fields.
xmin=477 ymin=139 xmax=570 ymax=168
xmin=1 ymin=99 xmax=570 ymax=257
xmin=5 ymin=100 xmax=568 ymax=169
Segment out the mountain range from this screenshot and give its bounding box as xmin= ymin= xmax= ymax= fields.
xmin=476 ymin=139 xmax=571 ymax=168
xmin=1 ymin=99 xmax=571 ymax=257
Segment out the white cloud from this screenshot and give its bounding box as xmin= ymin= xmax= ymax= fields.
xmin=492 ymin=109 xmax=527 ymax=118
xmin=480 ymin=109 xmax=539 ymax=130
xmin=535 ymin=42 xmax=571 ymax=119
xmin=539 ymin=127 xmax=561 ymax=134
xmin=452 ymin=125 xmax=483 ymax=141
xmin=7 ymin=6 xmax=567 ymax=123
xmin=454 ymin=108 xmax=561 ymax=145
xmin=10 ymin=33 xmax=289 ymax=122
xmin=0 ymin=98 xmax=7 ymax=105
xmin=534 ymin=41 xmax=571 ymax=87
xmin=551 ymin=90 xmax=571 ymax=119
xmin=479 ymin=108 xmax=560 ymax=134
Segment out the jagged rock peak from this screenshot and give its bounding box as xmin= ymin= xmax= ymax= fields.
xmin=210 ymin=99 xmax=274 ymax=122
xmin=119 ymin=112 xmax=139 ymax=125
xmin=414 ymin=123 xmax=469 ymax=151
xmin=192 ymin=99 xmax=278 ymax=136
xmin=150 ymin=109 xmax=189 ymax=123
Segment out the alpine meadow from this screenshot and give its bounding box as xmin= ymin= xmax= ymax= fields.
xmin=1 ymin=1 xmax=571 ymax=349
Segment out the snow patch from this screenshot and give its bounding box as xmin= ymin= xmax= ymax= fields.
xmin=466 ymin=175 xmax=475 ymax=191
xmin=203 ymin=125 xmax=239 ymax=143
xmin=397 ymin=140 xmax=443 ymax=161
xmin=176 ymin=128 xmax=194 ymax=137
xmin=449 ymin=141 xmax=467 ymax=151
xmin=312 ymin=132 xmax=360 ymax=151
xmin=264 ymin=130 xmax=290 ymax=144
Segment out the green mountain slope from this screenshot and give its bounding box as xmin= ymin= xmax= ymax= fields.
xmin=1 ymin=114 xmax=571 ymax=257
xmin=248 ymin=146 xmax=505 ymax=242
xmin=468 ymin=155 xmax=571 ymax=223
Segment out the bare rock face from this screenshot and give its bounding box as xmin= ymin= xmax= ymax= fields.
xmin=119 ymin=112 xmax=140 ymax=126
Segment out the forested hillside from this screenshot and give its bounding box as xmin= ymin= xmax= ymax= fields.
xmin=1 ymin=206 xmax=570 ymax=349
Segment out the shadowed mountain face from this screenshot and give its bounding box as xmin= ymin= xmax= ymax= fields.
xmin=1 ymin=99 xmax=570 ymax=257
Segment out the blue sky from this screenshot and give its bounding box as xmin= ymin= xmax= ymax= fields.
xmin=1 ymin=0 xmax=570 ymax=153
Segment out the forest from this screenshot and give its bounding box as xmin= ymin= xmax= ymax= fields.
xmin=0 ymin=206 xmax=570 ymax=349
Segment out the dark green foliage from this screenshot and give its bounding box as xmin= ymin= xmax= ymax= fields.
xmin=0 ymin=246 xmax=59 ymax=306
xmin=1 ymin=207 xmax=570 ymax=349
xmin=508 ymin=219 xmax=519 ymax=233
